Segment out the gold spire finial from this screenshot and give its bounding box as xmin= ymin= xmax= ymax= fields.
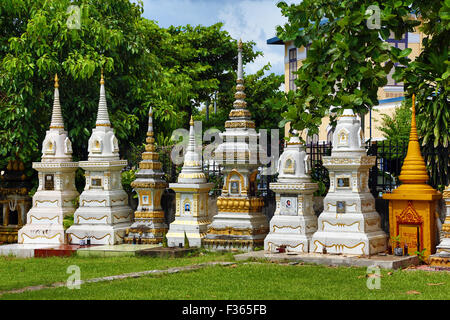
xmin=54 ymin=74 xmax=59 ymax=88
xmin=397 ymin=93 xmax=429 ymax=185
xmin=190 ymin=115 xmax=194 ymax=126
xmin=100 ymin=68 xmax=105 ymax=85
xmin=238 ymin=38 xmax=243 ymax=50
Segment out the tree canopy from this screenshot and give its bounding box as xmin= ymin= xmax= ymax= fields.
xmin=276 ymin=0 xmax=449 ymax=188
xmin=0 ymin=0 xmax=283 ymax=178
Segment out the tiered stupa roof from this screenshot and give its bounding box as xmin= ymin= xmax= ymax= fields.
xmin=87 ymin=71 xmax=120 ymax=161
xmin=386 ymin=94 xmax=441 ymax=198
xmin=41 ymin=74 xmax=73 ymax=162
xmin=214 ymin=39 xmax=259 ymax=165
xmin=177 ymin=116 xmax=206 ymax=184
xmin=131 ymin=106 xmax=167 ymax=189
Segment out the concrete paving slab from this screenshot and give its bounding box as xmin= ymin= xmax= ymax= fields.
xmin=76 ymin=244 xmax=159 ymax=257
xmin=234 ymin=250 xmax=419 ymax=270
xmin=0 ymin=244 xmax=57 ymax=258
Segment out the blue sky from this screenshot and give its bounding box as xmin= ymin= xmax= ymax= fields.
xmin=140 ymin=0 xmax=297 ymax=76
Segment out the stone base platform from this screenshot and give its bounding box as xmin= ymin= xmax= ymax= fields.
xmin=429 ymin=253 xmax=450 ymax=268
xmin=0 ymin=244 xmax=89 ymax=258
xmin=137 ymin=247 xmax=197 ymax=258
xmin=234 ymin=250 xmax=419 ymax=270
xmin=76 ymin=244 xmax=159 ymax=257
xmin=202 ymin=237 xmax=265 ymax=252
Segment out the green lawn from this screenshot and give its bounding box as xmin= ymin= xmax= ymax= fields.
xmin=1 ymin=257 xmax=449 ymax=300
xmin=0 ymin=250 xmax=234 ymax=292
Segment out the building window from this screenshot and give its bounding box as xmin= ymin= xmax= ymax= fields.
xmin=306 ymin=134 xmax=319 ymax=145
xmin=327 ymin=129 xmax=334 ymax=144
xmin=289 ymin=48 xmax=297 ymax=91
xmin=386 ymin=32 xmax=408 ymax=86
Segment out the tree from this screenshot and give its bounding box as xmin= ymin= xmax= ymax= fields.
xmin=379 ymin=100 xmax=412 ymax=144
xmin=275 ymin=0 xmax=448 ymax=189
xmin=203 ymin=63 xmax=285 ymax=132
xmin=398 ymin=0 xmax=449 ymax=188
xmin=0 ymin=0 xmax=261 ymax=177
xmin=276 ymin=0 xmax=419 ymax=139
xmin=0 ymin=0 xmax=165 ymax=170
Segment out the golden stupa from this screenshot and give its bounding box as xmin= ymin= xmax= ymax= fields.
xmin=383 ymin=94 xmax=442 ymax=260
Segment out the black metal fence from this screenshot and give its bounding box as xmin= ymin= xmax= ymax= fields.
xmin=156 ymin=139 xmax=448 ymax=200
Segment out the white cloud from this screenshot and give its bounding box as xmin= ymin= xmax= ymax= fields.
xmin=217 ymin=0 xmax=288 ymax=75
xmin=140 ymin=0 xmax=301 ymax=76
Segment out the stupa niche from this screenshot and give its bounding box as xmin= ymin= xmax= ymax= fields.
xmin=311 ymin=109 xmax=387 ymax=255
xmin=124 ymin=107 xmax=168 ymax=244
xmin=264 ymin=134 xmax=318 ymax=252
xmin=18 ymin=75 xmax=79 ymax=244
xmin=0 ymin=159 xmax=32 ymax=244
xmin=166 ymin=117 xmax=214 ymax=247
xmin=66 ymin=72 xmax=132 ymax=245
xmin=202 ymin=40 xmax=269 ymax=251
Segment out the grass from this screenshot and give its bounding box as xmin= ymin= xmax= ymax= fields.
xmin=0 ymin=250 xmax=234 ymax=292
xmin=1 ymin=259 xmax=449 ymax=300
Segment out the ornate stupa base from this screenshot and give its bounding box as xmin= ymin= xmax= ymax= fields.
xmin=67 ymin=191 xmax=133 ymax=245
xmin=264 ymin=215 xmax=317 ymax=253
xmin=166 ymin=213 xmax=211 ymax=248
xmin=311 ymin=226 xmax=387 ymax=255
xmin=0 ymin=226 xmax=20 ymax=244
xmin=18 ymin=187 xmax=78 ymax=244
xmin=202 ymin=208 xmax=269 ymax=252
xmin=67 ymin=223 xmax=130 ymax=245
xmin=166 ymin=225 xmax=209 ymax=248
xmin=311 ymin=207 xmax=387 ymax=255
xmin=124 ymin=212 xmax=167 ymax=244
xmin=202 ymin=237 xmax=265 ymax=251
xmin=428 ymin=250 xmax=450 ymax=268
xmin=18 ymin=221 xmax=65 ymax=244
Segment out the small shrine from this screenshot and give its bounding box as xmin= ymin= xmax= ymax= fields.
xmin=203 ymin=40 xmax=268 ymax=251
xmin=124 ymin=107 xmax=168 ymax=244
xmin=166 ymin=116 xmax=214 ymax=247
xmin=429 ymin=185 xmax=450 ymax=266
xmin=18 ymin=75 xmax=79 ymax=244
xmin=0 ymin=159 xmax=31 ymax=244
xmin=264 ymin=134 xmax=318 ymax=253
xmin=66 ymin=72 xmax=132 ymax=245
xmin=383 ymin=95 xmax=441 ymax=260
xmin=311 ymin=109 xmax=387 ymax=255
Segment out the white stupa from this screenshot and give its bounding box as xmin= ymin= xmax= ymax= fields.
xmin=311 ymin=109 xmax=387 ymax=255
xmin=264 ymin=134 xmax=318 ymax=252
xmin=166 ymin=116 xmax=214 ymax=247
xmin=202 ymin=40 xmax=268 ymax=251
xmin=18 ymin=75 xmax=79 ymax=244
xmin=66 ymin=72 xmax=133 ymax=245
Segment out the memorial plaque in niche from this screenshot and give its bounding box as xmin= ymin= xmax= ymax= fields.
xmin=44 ymin=174 xmax=54 ymax=190
xmin=280 ymin=196 xmax=297 ymax=216
xmin=336 ymin=177 xmax=350 ymax=188
xmin=91 ymin=178 xmax=102 ymax=187
xmin=230 ymin=181 xmax=239 ymax=194
xmin=336 ymin=201 xmax=345 ymax=213
xmin=399 ymin=224 xmax=420 ymax=254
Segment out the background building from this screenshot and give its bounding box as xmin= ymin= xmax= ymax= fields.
xmin=267 ymin=22 xmax=424 ymax=143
